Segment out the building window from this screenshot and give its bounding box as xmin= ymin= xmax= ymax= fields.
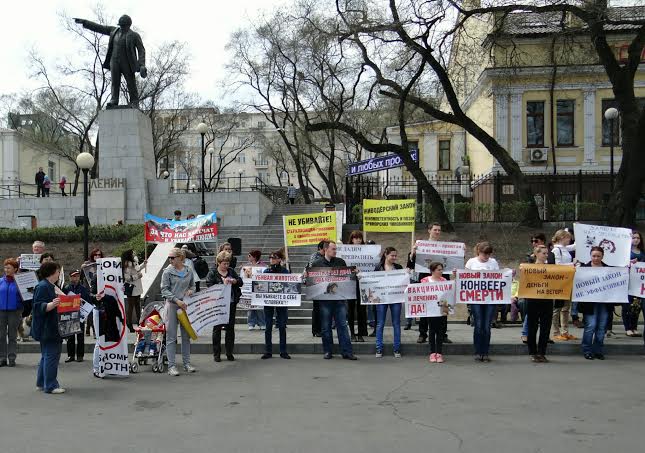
xmin=526 ymin=101 xmax=545 ymax=147
xmin=257 ymin=121 xmax=266 ymax=129
xmin=236 ymin=153 xmax=246 ymax=164
xmin=48 ymin=161 xmax=56 ymax=182
xmin=438 ymin=140 xmax=451 ymax=170
xmin=556 ymin=100 xmax=575 ymax=146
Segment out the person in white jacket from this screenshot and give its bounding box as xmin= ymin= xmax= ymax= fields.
xmin=551 ymin=229 xmax=577 ymax=341
xmin=122 ymin=249 xmax=147 ymax=333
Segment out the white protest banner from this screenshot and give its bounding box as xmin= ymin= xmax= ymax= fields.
xmin=239 ymin=266 xmax=265 ymax=310
xmin=97 ymin=257 xmax=125 ymax=295
xmin=358 ymin=269 xmax=410 ymax=305
xmin=94 ymin=284 xmax=129 ymax=378
xmin=15 ymin=271 xmax=38 ymax=301
xmin=572 ymin=266 xmax=629 ymax=303
xmin=456 ymin=269 xmax=513 ymax=304
xmin=305 ymin=267 xmax=357 ymax=301
xmin=79 ymin=300 xmax=93 ymax=323
xmin=252 ymin=273 xmax=303 ymax=306
xmin=574 ymin=223 xmax=632 ymax=267
xmin=19 ymin=254 xmax=41 ymax=271
xmin=405 ymin=281 xmax=455 ymax=318
xmin=336 ymin=245 xmax=382 ymax=272
xmin=629 ymin=262 xmax=645 ymax=297
xmin=414 ymin=241 xmax=465 ymax=273
xmin=185 ymin=284 xmax=232 ymax=335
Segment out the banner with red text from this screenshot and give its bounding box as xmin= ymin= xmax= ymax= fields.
xmin=455 ymin=269 xmax=513 ymax=304
xmin=283 ymin=212 xmax=337 ymax=246
xmin=405 ymin=281 xmax=455 ymax=318
xmin=144 ymin=212 xmax=218 ymax=244
xmin=252 ymin=273 xmax=303 ymax=307
xmin=629 ymin=262 xmax=645 ymax=297
xmin=57 ymin=294 xmax=82 ymax=337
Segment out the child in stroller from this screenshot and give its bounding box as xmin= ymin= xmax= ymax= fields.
xmin=130 ymin=303 xmax=167 ymax=373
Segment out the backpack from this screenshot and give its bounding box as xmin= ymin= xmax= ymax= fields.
xmin=193 ymin=257 xmax=209 ymax=279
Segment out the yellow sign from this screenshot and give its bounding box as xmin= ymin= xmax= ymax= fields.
xmin=518 ymin=264 xmax=575 ymax=300
xmin=283 ymin=212 xmax=337 ymax=246
xmin=363 ymin=199 xmax=416 ymax=232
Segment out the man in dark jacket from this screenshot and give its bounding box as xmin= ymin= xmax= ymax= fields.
xmin=62 ymin=270 xmax=90 ymax=363
xmin=35 ymin=167 xmax=46 ymax=197
xmin=306 ymin=241 xmax=328 ymax=337
xmin=308 ymin=241 xmax=357 ymax=360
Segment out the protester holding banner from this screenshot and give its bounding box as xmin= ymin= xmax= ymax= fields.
xmin=122 ymin=249 xmax=146 ymax=333
xmin=218 ymin=243 xmax=238 ymax=269
xmin=62 ymin=270 xmax=89 ymax=363
xmin=524 ymin=246 xmax=554 ymax=363
xmin=245 ymin=250 xmax=266 ymax=330
xmin=0 ymin=259 xmax=22 ymax=368
xmin=309 ymin=241 xmax=357 ymax=360
xmin=465 ymin=242 xmax=499 ymax=363
xmin=161 ymin=248 xmax=197 ymax=376
xmin=372 ymin=247 xmax=405 ymax=358
xmin=345 ymin=231 xmax=369 ymax=342
xmin=551 ymin=230 xmax=577 ymax=342
xmin=261 ymin=251 xmax=291 ymax=360
xmin=206 ymin=251 xmax=243 ymax=362
xmin=578 ymin=247 xmax=611 ymax=360
xmin=83 ymin=248 xmax=104 ymax=337
xmin=306 ymin=241 xmax=327 ymax=338
xmin=32 ymin=262 xmax=65 ymax=394
xmin=420 ymin=262 xmax=448 ymax=363
xmin=623 ymin=231 xmax=645 ymax=337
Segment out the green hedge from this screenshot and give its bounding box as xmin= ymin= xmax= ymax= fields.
xmin=112 ymin=231 xmax=156 ymax=262
xmin=0 ymin=224 xmax=142 ymax=243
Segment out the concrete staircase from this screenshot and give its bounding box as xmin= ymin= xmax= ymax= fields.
xmin=218 ymin=203 xmax=326 ymax=325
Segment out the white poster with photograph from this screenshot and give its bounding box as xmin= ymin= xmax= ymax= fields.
xmin=414 ymin=241 xmax=465 ymax=273
xmin=252 ymin=273 xmax=303 ymax=307
xmin=572 ymin=266 xmax=629 ymax=303
xmin=336 ymin=245 xmax=382 ymax=272
xmin=574 ymin=223 xmax=632 ymax=267
xmin=456 ymin=269 xmax=513 ymax=304
xmin=358 ymin=269 xmax=410 ymax=305
xmin=15 ymin=271 xmax=39 ymax=301
xmin=239 ymin=266 xmax=266 ymax=310
xmin=19 ymin=254 xmax=41 ymax=271
xmin=629 ymin=262 xmax=645 ymax=297
xmin=94 ymin=284 xmax=129 ymax=378
xmin=305 ymin=267 xmax=357 ymax=301
xmin=185 ymin=284 xmax=232 ymax=334
xmin=405 ymin=281 xmax=456 ymax=318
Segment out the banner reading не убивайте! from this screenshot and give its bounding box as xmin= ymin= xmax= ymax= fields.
xmin=283 ymin=212 xmax=337 ymax=246
xmin=363 ymin=199 xmax=416 ymax=233
xmin=518 ymin=264 xmax=575 ymax=300
xmin=455 ymin=269 xmax=513 ymax=304
xmin=405 ymin=281 xmax=455 ymax=318
xmin=144 ymin=212 xmax=218 ymax=244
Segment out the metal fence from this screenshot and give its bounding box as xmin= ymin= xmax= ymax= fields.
xmin=0 ymin=182 xmax=76 ymax=199
xmin=345 ymin=171 xmax=645 ymax=223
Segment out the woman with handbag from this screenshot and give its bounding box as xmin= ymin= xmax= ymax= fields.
xmin=122 ymin=249 xmax=147 ymax=333
xmin=525 ymin=245 xmax=554 ymax=363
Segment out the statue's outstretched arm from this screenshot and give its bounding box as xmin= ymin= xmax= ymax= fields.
xmin=74 ymin=18 xmax=115 ymax=36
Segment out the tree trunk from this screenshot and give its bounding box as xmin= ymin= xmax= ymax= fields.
xmin=71 ymin=167 xmax=80 ymax=196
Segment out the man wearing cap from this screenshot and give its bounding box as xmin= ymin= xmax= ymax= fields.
xmin=62 ymin=270 xmax=90 ymax=363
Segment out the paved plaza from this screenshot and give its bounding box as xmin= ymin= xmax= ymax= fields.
xmin=1 ymin=353 xmax=643 ymax=453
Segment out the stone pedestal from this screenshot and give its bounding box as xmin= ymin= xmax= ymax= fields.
xmin=98 ymin=109 xmax=155 ymax=224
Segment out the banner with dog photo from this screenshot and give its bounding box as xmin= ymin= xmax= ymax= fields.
xmin=239 ymin=266 xmax=266 ymax=310
xmin=252 ymin=272 xmax=303 ymax=307
xmin=405 ymin=281 xmax=456 ymax=318
xmin=94 ymin=284 xmax=129 ymax=378
xmin=414 ymin=241 xmax=465 ymax=273
xmin=574 ymin=223 xmax=632 ymax=267
xmin=358 ymin=269 xmax=410 ymax=305
xmin=305 ymin=267 xmax=357 ymax=301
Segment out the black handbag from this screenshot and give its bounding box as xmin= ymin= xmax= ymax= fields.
xmin=124 ymin=282 xmax=135 ymax=297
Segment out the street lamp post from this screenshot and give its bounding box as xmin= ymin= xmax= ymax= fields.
xmin=605 ymin=107 xmax=619 ymax=192
xmin=76 ymin=152 xmax=95 ymax=261
xmin=196 ymin=122 xmax=208 ymax=215
xmin=238 ymin=169 xmax=243 ymax=192
xmin=207 ymin=147 xmax=214 ymax=190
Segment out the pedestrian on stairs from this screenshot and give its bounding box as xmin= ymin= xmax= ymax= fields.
xmin=287 ymin=183 xmax=297 ymax=204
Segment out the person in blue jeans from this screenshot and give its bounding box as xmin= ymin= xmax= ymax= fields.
xmin=32 ymin=261 xmax=65 ymax=394
xmin=579 ymin=246 xmax=611 ymax=360
xmin=261 ymin=251 xmax=291 ymax=360
xmin=308 ymin=241 xmax=357 ymax=360
xmin=465 ymin=242 xmax=500 ymax=362
xmin=372 ymin=247 xmax=405 ymax=358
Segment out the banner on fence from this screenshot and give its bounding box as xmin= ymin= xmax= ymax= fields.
xmin=363 ymin=199 xmax=416 ymax=233
xmin=573 ymin=223 xmax=632 ymax=267
xmin=283 ymin=212 xmax=337 ymax=246
xmin=629 ymin=262 xmax=645 ymax=297
xmin=456 ymin=269 xmax=513 ymax=304
xmin=572 ymin=266 xmax=629 ymax=303
xmin=97 ymin=258 xmax=125 ymax=295
xmin=185 ymin=284 xmax=232 ymax=335
xmin=358 ymin=269 xmax=410 ymax=305
xmin=336 ymin=245 xmax=382 ymax=272
xmin=144 ymin=212 xmax=218 ymax=244
xmin=94 ymin=284 xmax=129 ymax=378
xmin=14 ymin=271 xmax=38 ymax=301
xmin=347 ymin=150 xmax=418 ymax=176
xmin=405 ymin=281 xmax=455 ymax=318
xmin=414 ymin=241 xmax=465 ymax=273
xmin=305 ymin=267 xmax=357 ymax=301
xmin=518 ymin=264 xmax=575 ymax=300
xmin=57 ymin=294 xmax=82 ymax=338
xmin=252 ymin=273 xmax=303 ymax=307
xmin=19 ymin=254 xmax=41 ymax=271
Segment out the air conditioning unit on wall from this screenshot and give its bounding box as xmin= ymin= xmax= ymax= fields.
xmin=529 ymin=148 xmax=548 ymax=162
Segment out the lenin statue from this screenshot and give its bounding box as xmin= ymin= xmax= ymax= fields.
xmin=74 ymin=15 xmax=147 ymax=108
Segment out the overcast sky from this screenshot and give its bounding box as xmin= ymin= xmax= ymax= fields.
xmin=0 ymin=0 xmax=288 ymax=104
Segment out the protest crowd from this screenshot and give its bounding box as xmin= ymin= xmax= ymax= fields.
xmin=1 ymin=204 xmax=644 ymax=395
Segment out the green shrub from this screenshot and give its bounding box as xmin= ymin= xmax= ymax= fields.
xmin=0 ymin=224 xmax=142 ymax=243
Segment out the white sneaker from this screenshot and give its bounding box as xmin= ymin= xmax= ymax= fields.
xmin=248 ymin=326 xmax=254 ymax=331
xmin=50 ymin=388 xmax=66 ymax=394
xmin=375 ymin=351 xmax=383 ymax=358
xmin=136 ymin=351 xmax=142 ymax=358
xmin=183 ymin=364 xmax=196 ymax=373
xmin=394 ymin=351 xmax=402 ymax=358
xmin=168 ymin=366 xmax=180 ymax=376
xmin=36 ymin=386 xmax=42 ymax=391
